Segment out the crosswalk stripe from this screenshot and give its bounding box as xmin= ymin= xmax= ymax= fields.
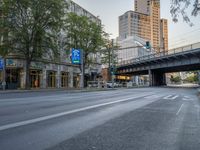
xmin=163 ymin=95 xmax=179 ymax=100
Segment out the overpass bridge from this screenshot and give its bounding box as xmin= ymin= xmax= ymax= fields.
xmin=116 ymin=42 xmax=200 ymax=86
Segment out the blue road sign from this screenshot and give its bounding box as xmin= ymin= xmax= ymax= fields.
xmin=0 ymin=58 xmax=4 ymax=70
xmin=71 ymin=48 xmax=81 ymax=64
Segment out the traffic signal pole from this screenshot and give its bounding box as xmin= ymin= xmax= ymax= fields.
xmin=111 ymin=39 xmax=114 ymax=88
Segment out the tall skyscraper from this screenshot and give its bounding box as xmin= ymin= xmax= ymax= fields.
xmin=119 ymin=11 xmax=151 ymax=41
xmin=150 ymin=0 xmax=161 ymax=50
xmin=160 ymin=19 xmax=168 ymax=51
xmin=119 ymin=0 xmax=168 ymax=53
xmin=134 ymin=0 xmax=151 ymax=15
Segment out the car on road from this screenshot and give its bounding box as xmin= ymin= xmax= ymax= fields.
xmin=106 ymin=82 xmax=120 ymax=88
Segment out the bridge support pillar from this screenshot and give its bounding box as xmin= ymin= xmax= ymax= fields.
xmin=148 ymin=69 xmax=153 ymax=86
xmin=149 ymin=70 xmax=166 ymax=86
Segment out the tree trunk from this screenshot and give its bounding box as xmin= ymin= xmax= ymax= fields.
xmin=25 ymin=59 xmax=31 ymax=89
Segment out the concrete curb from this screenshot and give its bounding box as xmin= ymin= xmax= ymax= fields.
xmin=197 ymin=88 xmax=200 ymax=93
xmin=0 ymin=88 xmax=116 ymax=94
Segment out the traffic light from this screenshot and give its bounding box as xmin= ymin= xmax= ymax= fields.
xmin=146 ymin=41 xmax=151 ymax=49
xmin=110 ymin=66 xmax=115 ymax=75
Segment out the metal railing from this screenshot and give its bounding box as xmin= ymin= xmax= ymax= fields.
xmin=117 ymin=42 xmax=200 ymax=66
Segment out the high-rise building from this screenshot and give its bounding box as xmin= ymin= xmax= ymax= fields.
xmin=119 ymin=11 xmax=151 ymax=41
xmin=134 ymin=0 xmax=151 ymax=15
xmin=160 ymin=19 xmax=168 ymax=51
xmin=150 ymin=0 xmax=160 ymax=51
xmin=119 ymin=0 xmax=168 ymax=53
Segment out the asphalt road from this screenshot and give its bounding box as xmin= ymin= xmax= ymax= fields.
xmin=0 ymin=87 xmax=199 ymax=150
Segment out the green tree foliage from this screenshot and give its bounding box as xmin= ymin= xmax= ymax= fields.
xmin=170 ymin=75 xmax=181 ymax=83
xmin=1 ymin=0 xmax=66 ymax=88
xmin=101 ymin=39 xmax=119 ymax=67
xmin=100 ymin=39 xmax=119 ymax=80
xmin=184 ymin=73 xmax=198 ymax=83
xmin=65 ymin=12 xmax=106 ymax=67
xmin=171 ymin=0 xmax=200 ymax=25
xmin=0 ymin=1 xmax=9 ymax=57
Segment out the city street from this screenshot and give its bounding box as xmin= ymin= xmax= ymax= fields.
xmin=0 ymin=87 xmax=200 ymax=150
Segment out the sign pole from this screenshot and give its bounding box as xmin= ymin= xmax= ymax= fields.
xmin=71 ymin=48 xmax=84 ymax=89
xmin=2 ymin=58 xmax=6 ymax=90
xmin=80 ymin=49 xmax=84 ymax=89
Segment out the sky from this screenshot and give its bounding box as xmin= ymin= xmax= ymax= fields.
xmin=72 ymin=0 xmax=200 ymax=49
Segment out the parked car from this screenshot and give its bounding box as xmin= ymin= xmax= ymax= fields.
xmin=106 ymin=82 xmax=119 ymax=88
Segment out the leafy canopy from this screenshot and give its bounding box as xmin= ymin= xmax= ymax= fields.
xmin=170 ymin=0 xmax=200 ymax=25
xmin=65 ymin=12 xmax=106 ymax=66
xmin=1 ymin=0 xmax=66 ymax=61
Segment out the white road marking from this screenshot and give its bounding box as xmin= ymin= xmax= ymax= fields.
xmin=0 ymin=94 xmax=152 ymax=132
xmin=182 ymin=98 xmax=191 ymax=101
xmin=198 ymin=106 xmax=200 ymax=122
xmin=182 ymin=96 xmax=193 ymax=101
xmin=171 ymin=95 xmax=179 ymax=100
xmin=144 ymin=94 xmax=160 ymax=99
xmin=163 ymin=95 xmax=173 ymax=99
xmin=176 ymin=104 xmax=184 ymax=115
xmin=163 ymin=95 xmax=179 ymax=100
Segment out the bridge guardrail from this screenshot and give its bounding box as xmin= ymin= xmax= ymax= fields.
xmin=117 ymin=42 xmax=200 ymax=66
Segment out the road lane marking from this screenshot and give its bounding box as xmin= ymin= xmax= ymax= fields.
xmin=144 ymin=94 xmax=164 ymax=99
xmin=0 ymin=94 xmax=153 ymax=132
xmin=182 ymin=96 xmax=193 ymax=101
xmin=176 ymin=104 xmax=184 ymax=115
xmin=163 ymin=95 xmax=172 ymax=99
xmin=144 ymin=95 xmax=159 ymax=99
xmin=171 ymin=95 xmax=179 ymax=100
xmin=163 ymin=95 xmax=179 ymax=100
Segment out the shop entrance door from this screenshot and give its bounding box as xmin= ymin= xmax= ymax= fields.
xmin=48 ymin=71 xmax=56 ymax=88
xmin=30 ymin=70 xmax=41 ymax=88
xmin=61 ymin=72 xmax=68 ymax=88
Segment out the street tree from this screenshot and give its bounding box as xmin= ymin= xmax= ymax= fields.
xmin=65 ymin=13 xmax=106 ymax=86
xmin=171 ymin=0 xmax=200 ymax=25
xmin=0 ymin=1 xmax=11 ymax=90
xmin=1 ymin=0 xmax=66 ymax=89
xmin=101 ymin=39 xmax=119 ymax=81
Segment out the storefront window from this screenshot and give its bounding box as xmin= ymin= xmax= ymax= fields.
xmin=30 ymin=70 xmax=41 ymax=88
xmin=47 ymin=71 xmax=56 ymax=88
xmin=61 ymin=72 xmax=69 ymax=88
xmin=6 ymin=69 xmax=20 ymax=89
xmin=0 ymin=71 xmax=2 ymax=82
xmin=73 ymin=73 xmax=80 ymax=88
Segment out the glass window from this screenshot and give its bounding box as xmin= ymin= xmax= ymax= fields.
xmin=0 ymin=71 xmax=2 ymax=82
xmin=47 ymin=71 xmax=56 ymax=88
xmin=61 ymin=72 xmax=69 ymax=88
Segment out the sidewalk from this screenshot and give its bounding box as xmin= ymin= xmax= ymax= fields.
xmin=0 ymin=87 xmax=115 ymax=94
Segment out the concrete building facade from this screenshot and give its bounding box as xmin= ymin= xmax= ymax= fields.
xmin=119 ymin=11 xmax=151 ymax=41
xmin=160 ymin=19 xmax=169 ymax=51
xmin=0 ymin=0 xmax=101 ymax=90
